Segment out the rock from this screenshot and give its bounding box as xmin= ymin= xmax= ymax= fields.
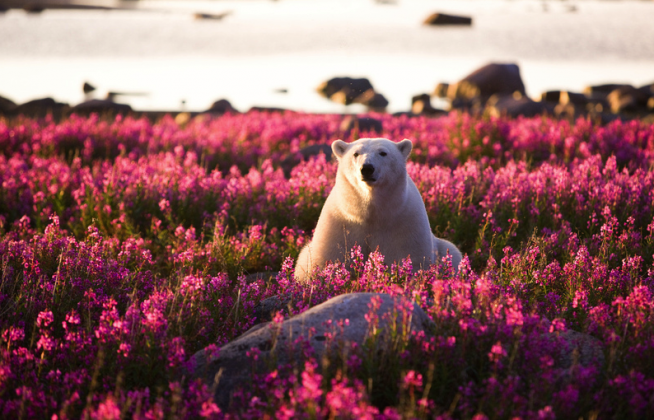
xmin=487 ymin=93 xmax=553 ymax=118
xmin=82 ymin=82 xmax=96 ymax=94
xmin=554 ymin=330 xmax=604 ymax=369
xmin=70 ymin=99 xmax=132 ymax=117
xmin=317 ymin=77 xmax=388 ymax=110
xmin=191 ymin=293 xmax=434 ymax=409
xmin=423 ymin=13 xmax=472 ymax=26
xmin=14 ymin=97 xmax=69 ymax=119
xmin=339 ymin=115 xmax=383 ymax=135
xmin=583 ymin=83 xmax=632 ymax=100
xmin=317 ymin=77 xmax=374 ymax=104
xmin=434 ymin=83 xmax=450 ymax=98
xmin=539 ymin=90 xmax=561 ymax=103
xmin=248 ymin=106 xmax=288 ymax=114
xmin=606 ymin=85 xmax=651 ymax=114
xmin=640 ymin=82 xmax=654 ymax=98
xmin=411 ymin=93 xmax=446 ymax=116
xmin=554 ymin=102 xmax=587 ymax=120
xmin=243 ymin=271 xmax=278 ymax=285
xmin=448 ymin=63 xmax=526 ymax=103
xmin=449 ymin=97 xmax=484 ymax=114
xmin=193 ymin=11 xmax=231 ymax=20
xmin=252 ymin=293 xmax=293 ymax=323
xmin=0 ymin=95 xmax=17 ymax=115
xmin=205 ymin=99 xmax=238 ymax=115
xmin=559 ymin=91 xmax=589 ymax=106
xmin=281 ymin=144 xmax=333 ymax=177
xmin=359 ymin=92 xmax=389 ymax=111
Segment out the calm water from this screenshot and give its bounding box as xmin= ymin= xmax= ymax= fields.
xmin=1 ymin=0 xmax=653 ymax=112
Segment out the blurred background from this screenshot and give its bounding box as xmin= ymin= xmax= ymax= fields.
xmin=0 ymin=0 xmax=653 ymax=114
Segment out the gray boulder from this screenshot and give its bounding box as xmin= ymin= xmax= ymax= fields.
xmin=190 ymin=293 xmax=434 ymax=409
xmin=556 ymin=330 xmax=604 ymax=369
xmin=252 ymin=293 xmax=293 ymax=323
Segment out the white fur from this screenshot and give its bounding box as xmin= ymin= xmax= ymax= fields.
xmin=294 ymin=138 xmax=462 ymax=281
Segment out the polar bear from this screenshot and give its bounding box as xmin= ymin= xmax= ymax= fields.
xmin=294 ymin=137 xmax=462 ymax=281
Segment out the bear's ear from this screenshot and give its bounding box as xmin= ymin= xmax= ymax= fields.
xmin=396 ymin=139 xmax=413 ymax=160
xmin=331 ymin=140 xmax=350 ymax=159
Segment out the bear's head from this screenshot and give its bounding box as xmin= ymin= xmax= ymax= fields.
xmin=331 ymin=138 xmax=413 ymax=191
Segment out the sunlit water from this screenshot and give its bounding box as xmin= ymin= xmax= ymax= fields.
xmin=1 ymin=0 xmax=653 ymax=113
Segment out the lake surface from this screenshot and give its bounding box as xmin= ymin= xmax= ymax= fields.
xmin=1 ymin=0 xmax=653 ymax=113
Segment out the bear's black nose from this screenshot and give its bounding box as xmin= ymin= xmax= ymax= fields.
xmin=361 ymin=164 xmax=375 ymax=178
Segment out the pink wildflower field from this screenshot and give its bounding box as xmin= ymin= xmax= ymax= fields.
xmin=2 ymin=111 xmax=654 ymax=419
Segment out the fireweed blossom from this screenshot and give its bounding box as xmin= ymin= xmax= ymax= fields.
xmin=0 ymin=113 xmax=653 ymax=418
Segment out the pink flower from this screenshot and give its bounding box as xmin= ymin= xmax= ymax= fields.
xmin=36 ymin=311 xmax=54 ymax=329
xmin=90 ymin=395 xmax=121 ymax=420
xmin=199 ymin=401 xmax=221 ymax=418
xmin=488 ymin=341 xmax=507 ymax=363
xmin=403 ymin=370 xmax=423 ymax=391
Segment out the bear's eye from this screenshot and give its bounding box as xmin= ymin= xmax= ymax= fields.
xmin=353 ymin=152 xmax=359 ymax=158
xmin=380 ymin=151 xmax=387 ymax=157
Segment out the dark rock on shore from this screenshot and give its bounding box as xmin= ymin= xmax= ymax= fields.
xmin=205 ymin=99 xmax=238 ymax=115
xmin=411 ymin=93 xmax=447 ymax=116
xmin=248 ymin=106 xmax=288 ymax=114
xmin=339 ymin=115 xmax=384 ymax=135
xmin=583 ymin=83 xmax=632 ymax=100
xmin=434 ymin=83 xmax=450 ymax=98
xmin=640 ymin=82 xmax=654 ymax=99
xmin=0 ymin=95 xmax=17 ymax=115
xmin=554 ymin=102 xmax=587 ymax=120
xmin=193 ymin=11 xmax=231 ymax=21
xmin=449 ymin=97 xmax=485 ymax=114
xmin=189 ymin=293 xmax=435 ymax=409
xmin=559 ymin=91 xmax=589 ymax=106
xmin=317 ymin=77 xmax=374 ymax=103
xmin=360 ymin=91 xmax=389 ymax=110
xmin=423 ymin=13 xmax=472 ymax=26
xmin=487 ymin=93 xmax=554 ymax=118
xmin=317 ymin=77 xmax=388 ymax=110
xmin=70 ymin=99 xmax=132 ymax=117
xmin=82 ymin=82 xmax=96 ymax=94
xmin=447 ymin=63 xmax=526 ymax=104
xmin=607 ymin=85 xmax=651 ymax=114
xmin=540 ymin=90 xmax=561 ymax=103
xmin=14 ymin=97 xmax=69 ymax=119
